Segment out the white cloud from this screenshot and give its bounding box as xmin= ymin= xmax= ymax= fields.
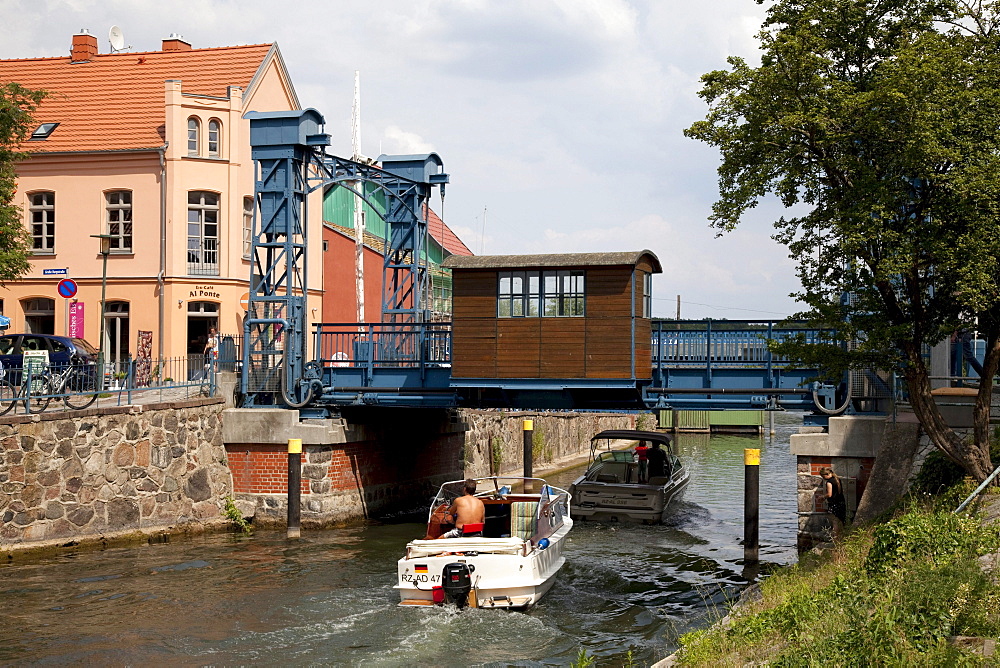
xmin=4 ymin=0 xmax=797 ymax=319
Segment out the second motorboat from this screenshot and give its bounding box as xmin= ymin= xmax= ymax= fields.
xmin=570 ymin=429 xmax=689 ymax=523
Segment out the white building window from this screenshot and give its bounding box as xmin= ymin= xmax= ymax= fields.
xmin=187 ymin=117 xmax=200 ymax=156
xmin=187 ymin=191 xmax=219 ymax=276
xmin=208 ymin=119 xmax=221 ymax=157
xmin=242 ymin=196 xmax=253 ymax=258
xmin=106 ymin=190 xmax=133 ymax=252
xmin=29 ymin=191 xmax=55 ymax=253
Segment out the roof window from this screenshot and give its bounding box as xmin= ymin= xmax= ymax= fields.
xmin=30 ymin=123 xmax=60 ymax=140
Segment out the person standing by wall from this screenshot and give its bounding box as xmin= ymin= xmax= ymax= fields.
xmin=819 ymin=466 xmax=846 ymax=539
xmin=204 ymin=327 xmax=218 ymax=364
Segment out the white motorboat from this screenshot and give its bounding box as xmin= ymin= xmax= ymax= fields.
xmin=570 ymin=429 xmax=689 ymax=523
xmin=396 ymin=476 xmax=572 ymax=610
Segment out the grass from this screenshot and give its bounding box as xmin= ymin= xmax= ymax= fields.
xmin=673 ymin=482 xmax=1000 ymax=666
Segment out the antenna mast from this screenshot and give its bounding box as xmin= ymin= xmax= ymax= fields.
xmin=352 ymin=71 xmax=365 ymax=323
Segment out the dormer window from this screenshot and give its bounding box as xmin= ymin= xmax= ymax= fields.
xmin=30 ymin=123 xmax=59 ymax=140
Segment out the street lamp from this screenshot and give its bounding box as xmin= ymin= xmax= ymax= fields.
xmin=91 ymin=234 xmax=111 ymax=389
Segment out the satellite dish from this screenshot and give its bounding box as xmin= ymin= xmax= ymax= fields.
xmin=109 ymin=25 xmax=125 ymax=52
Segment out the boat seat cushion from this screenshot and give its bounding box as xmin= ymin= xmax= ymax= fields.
xmin=647 ymin=476 xmax=669 ymax=485
xmin=596 ymin=474 xmax=619 ymax=483
xmin=510 ymin=502 xmax=538 ymax=541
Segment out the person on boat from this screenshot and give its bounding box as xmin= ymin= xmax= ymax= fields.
xmin=439 ymin=479 xmax=486 ymax=538
xmin=647 ymin=441 xmax=668 ymax=480
xmin=634 ymin=441 xmax=650 ymax=483
xmin=819 ymin=466 xmax=846 ymax=539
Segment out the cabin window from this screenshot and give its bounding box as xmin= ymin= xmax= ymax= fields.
xmin=642 ymin=272 xmax=653 ymax=318
xmin=498 ymin=270 xmax=584 ymax=317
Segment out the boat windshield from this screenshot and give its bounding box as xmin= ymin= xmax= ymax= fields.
xmin=427 ymin=476 xmax=568 ymax=523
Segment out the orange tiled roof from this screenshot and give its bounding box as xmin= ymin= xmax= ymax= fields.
xmin=425 ymin=204 xmax=473 ymax=256
xmin=0 ymin=44 xmax=275 ymax=153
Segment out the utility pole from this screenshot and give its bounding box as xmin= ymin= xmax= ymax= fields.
xmin=676 ymin=295 xmax=681 ymax=320
xmin=352 ymin=71 xmax=366 ymax=324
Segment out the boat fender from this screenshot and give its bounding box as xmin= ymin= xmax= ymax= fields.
xmin=432 ymin=585 xmax=445 ymax=605
xmin=537 ymin=538 xmax=550 ymax=550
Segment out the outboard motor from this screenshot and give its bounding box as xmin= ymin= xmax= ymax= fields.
xmin=441 ymin=562 xmax=475 ymax=607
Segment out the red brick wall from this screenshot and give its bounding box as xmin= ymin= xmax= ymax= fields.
xmin=227 ymin=445 xmax=309 ymax=495
xmin=226 ymin=432 xmax=465 ymax=496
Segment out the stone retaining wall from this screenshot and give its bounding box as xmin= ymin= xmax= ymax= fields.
xmin=0 ymin=398 xmax=231 ymax=550
xmin=461 ymin=409 xmax=649 ymax=477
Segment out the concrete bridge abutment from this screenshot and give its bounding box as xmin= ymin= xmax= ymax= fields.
xmin=221 ymin=407 xmax=645 ymax=527
xmin=221 ymin=407 xmax=468 ymax=526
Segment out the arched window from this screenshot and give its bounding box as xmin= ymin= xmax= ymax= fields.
xmin=208 ymin=119 xmax=221 ymax=157
xmin=28 ymin=191 xmax=55 ymax=253
xmin=22 ymin=297 xmax=55 ymax=334
xmin=243 ymin=196 xmax=253 ymax=258
xmin=187 ymin=117 xmax=200 ymax=156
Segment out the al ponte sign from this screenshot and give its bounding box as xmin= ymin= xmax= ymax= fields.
xmin=189 ymin=284 xmax=221 ymax=299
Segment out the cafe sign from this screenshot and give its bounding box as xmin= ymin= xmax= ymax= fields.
xmin=189 ymin=284 xmax=221 ymax=299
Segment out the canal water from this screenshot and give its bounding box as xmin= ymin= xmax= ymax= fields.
xmin=0 ymin=413 xmax=803 ymax=666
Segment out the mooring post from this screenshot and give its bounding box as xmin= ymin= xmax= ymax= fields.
xmin=523 ymin=419 xmax=533 ymax=491
xmin=287 ymin=438 xmax=302 ymax=539
xmin=744 ymin=448 xmax=760 ymax=563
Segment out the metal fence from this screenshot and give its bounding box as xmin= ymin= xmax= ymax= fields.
xmin=651 ymin=320 xmax=829 ymax=368
xmin=0 ymin=356 xmax=220 ymax=415
xmin=314 ymin=323 xmax=451 ymax=368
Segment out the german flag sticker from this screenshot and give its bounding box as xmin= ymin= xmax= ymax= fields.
xmin=414 ymin=564 xmax=428 ymax=574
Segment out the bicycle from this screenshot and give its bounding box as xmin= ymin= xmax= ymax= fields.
xmin=0 ymin=356 xmax=98 ymax=415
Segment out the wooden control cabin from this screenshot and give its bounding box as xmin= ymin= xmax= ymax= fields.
xmin=442 ymin=251 xmax=661 ymax=381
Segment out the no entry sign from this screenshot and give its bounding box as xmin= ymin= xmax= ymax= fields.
xmin=57 ymin=278 xmax=78 ymax=299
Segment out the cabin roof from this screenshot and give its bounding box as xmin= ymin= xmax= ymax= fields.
xmin=591 ymin=429 xmax=672 ymax=445
xmin=442 ymin=250 xmax=661 ymax=273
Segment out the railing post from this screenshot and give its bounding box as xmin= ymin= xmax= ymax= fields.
xmin=766 ymin=321 xmax=774 ymax=387
xmin=127 ymin=357 xmax=135 ymax=404
xmin=705 ymin=319 xmax=713 ymax=388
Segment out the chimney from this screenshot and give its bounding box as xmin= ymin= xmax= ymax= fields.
xmin=162 ymin=34 xmax=192 ymax=51
xmin=71 ymin=29 xmax=98 ymax=62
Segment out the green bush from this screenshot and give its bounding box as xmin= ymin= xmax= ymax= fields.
xmin=677 ymin=497 xmax=1000 ymax=666
xmin=910 ymin=449 xmax=967 ymax=496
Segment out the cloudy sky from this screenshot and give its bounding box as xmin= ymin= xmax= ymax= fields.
xmin=4 ymin=0 xmax=800 ymax=320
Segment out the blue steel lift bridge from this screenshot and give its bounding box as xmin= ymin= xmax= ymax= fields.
xmin=240 ymin=109 xmax=876 ymax=418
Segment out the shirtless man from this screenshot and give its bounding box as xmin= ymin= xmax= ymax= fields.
xmin=440 ymin=479 xmax=486 ymax=538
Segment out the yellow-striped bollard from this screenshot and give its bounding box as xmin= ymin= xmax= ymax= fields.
xmin=287 ymin=438 xmax=302 ymax=539
xmin=744 ymin=448 xmax=760 ymax=563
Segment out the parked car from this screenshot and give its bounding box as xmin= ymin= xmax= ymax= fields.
xmin=0 ymin=334 xmax=99 ymax=383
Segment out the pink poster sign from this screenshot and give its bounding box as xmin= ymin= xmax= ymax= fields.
xmin=69 ymin=302 xmax=85 ymax=338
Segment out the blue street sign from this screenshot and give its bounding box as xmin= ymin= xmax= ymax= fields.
xmin=57 ymin=278 xmax=78 ymax=299
xmin=43 ymin=268 xmax=68 ymax=276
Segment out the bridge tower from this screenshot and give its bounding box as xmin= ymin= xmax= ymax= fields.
xmin=240 ymin=109 xmax=448 ymax=408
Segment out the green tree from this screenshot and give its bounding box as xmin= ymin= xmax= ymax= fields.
xmin=0 ymin=82 xmax=47 ymax=283
xmin=686 ymin=0 xmax=1000 ymax=480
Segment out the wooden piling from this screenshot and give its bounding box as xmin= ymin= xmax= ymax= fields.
xmin=287 ymin=438 xmax=302 ymax=539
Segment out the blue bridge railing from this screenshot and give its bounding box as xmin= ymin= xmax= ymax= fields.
xmin=652 ymin=319 xmax=829 ymax=368
xmin=314 ymin=322 xmax=451 ymax=369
